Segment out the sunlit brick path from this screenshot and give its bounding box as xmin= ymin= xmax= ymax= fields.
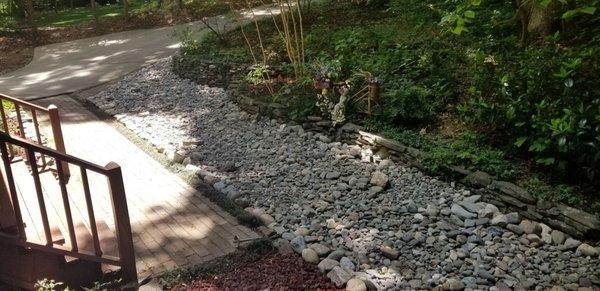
xmin=33 ymin=95 xmax=259 ymax=279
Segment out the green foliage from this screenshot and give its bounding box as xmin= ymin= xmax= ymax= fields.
xmin=246 ymin=64 xmax=271 ymax=85
xmin=364 ymin=121 xmax=519 ymax=180
xmin=35 ymin=278 xmax=118 ymax=290
xmin=356 ymin=0 xmax=391 ymax=8
xmin=439 ymin=0 xmax=482 ymax=35
xmin=37 ymin=1 xmax=144 ymax=27
xmin=174 ymin=25 xmax=254 ymax=62
xmin=424 ymin=132 xmax=520 ymax=180
xmin=379 ymin=81 xmax=439 ymax=125
xmin=458 ymin=40 xmax=600 ymax=184
xmin=306 ymin=18 xmax=460 ymax=125
xmin=36 ymin=279 xmax=70 ymax=291
xmin=562 ymin=5 xmax=597 ymax=19
xmin=310 ymin=57 xmax=342 ymax=81
xmin=522 ymin=175 xmax=580 ymax=204
xmin=272 ymin=84 xmax=318 ymax=120
xmin=363 ymin=119 xmax=432 ymax=150
xmin=171 ymin=0 xmax=599 ymax=208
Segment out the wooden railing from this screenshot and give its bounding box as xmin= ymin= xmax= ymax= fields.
xmin=0 ymin=132 xmax=137 ymax=285
xmin=0 ymin=93 xmax=69 ymax=180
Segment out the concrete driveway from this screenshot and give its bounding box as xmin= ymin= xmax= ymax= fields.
xmin=0 ymin=4 xmax=277 ymax=100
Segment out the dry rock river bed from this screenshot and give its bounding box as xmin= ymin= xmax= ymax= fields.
xmin=87 ymin=59 xmax=600 ymax=291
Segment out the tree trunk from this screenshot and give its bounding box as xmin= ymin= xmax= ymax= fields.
xmin=516 ymin=0 xmax=561 ymax=43
xmin=91 ymin=0 xmax=98 ymax=28
xmin=122 ymin=0 xmax=129 ymax=18
xmin=22 ymin=0 xmax=38 ymax=45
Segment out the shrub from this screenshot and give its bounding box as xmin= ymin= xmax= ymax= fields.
xmin=423 ymin=131 xmax=520 ymax=181
xmin=458 ymin=41 xmax=600 ymax=185
xmin=377 ymin=81 xmax=439 ymax=125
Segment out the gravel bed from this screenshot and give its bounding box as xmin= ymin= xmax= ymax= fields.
xmin=87 ymin=59 xmax=600 ymax=291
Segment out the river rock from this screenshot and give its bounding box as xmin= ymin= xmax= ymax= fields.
xmin=577 ymin=243 xmax=599 ymax=257
xmin=520 ymin=220 xmax=542 ymax=235
xmin=370 ymin=171 xmax=389 ymax=187
xmin=318 ymin=258 xmax=340 ymax=273
xmin=380 ymin=245 xmax=399 ymax=259
xmin=551 ymin=230 xmax=566 ymax=245
xmin=327 ymin=266 xmax=353 ymax=287
xmin=290 ymin=236 xmax=306 ymax=253
xmin=442 ymin=278 xmax=465 ymax=290
xmin=302 ymin=248 xmax=319 ymax=264
xmin=451 ymin=204 xmax=476 ymax=220
xmin=346 ymin=278 xmax=367 ymax=291
xmin=564 ymin=238 xmax=582 ymax=250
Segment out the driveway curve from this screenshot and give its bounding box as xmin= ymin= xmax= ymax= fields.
xmin=0 ymin=4 xmax=277 ymax=100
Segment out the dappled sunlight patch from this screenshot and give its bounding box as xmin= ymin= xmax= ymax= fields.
xmin=96 ymin=39 xmax=131 ymax=47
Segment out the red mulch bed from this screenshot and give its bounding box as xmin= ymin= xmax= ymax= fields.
xmin=185 ymin=253 xmax=341 ymax=291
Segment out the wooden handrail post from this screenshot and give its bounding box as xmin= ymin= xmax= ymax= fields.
xmin=105 ymin=162 xmax=137 ymax=286
xmin=47 ymin=105 xmax=70 ymax=181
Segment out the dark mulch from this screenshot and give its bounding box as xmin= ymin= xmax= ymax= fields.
xmin=185 ymin=253 xmax=340 ymax=291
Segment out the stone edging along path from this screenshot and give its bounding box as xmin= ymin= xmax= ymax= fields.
xmin=85 ymin=58 xmax=600 ymax=290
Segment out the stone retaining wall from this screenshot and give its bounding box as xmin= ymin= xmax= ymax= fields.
xmin=171 ymin=57 xmax=234 ymax=88
xmin=335 ymin=123 xmax=600 ymax=240
xmin=227 ymin=79 xmax=290 ymax=119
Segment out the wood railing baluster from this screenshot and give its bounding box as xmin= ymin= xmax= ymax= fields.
xmin=0 ymin=139 xmax=26 ymax=241
xmin=47 ymin=105 xmax=69 ymax=181
xmin=56 ymin=158 xmax=78 ymax=251
xmin=80 ymin=167 xmax=102 ymax=256
xmin=0 ymin=101 xmax=9 ymax=134
xmin=30 ymin=110 xmax=47 ymax=169
xmin=105 ymin=162 xmax=137 ymax=285
xmin=0 ymin=102 xmax=16 ymax=158
xmin=26 ymin=149 xmax=53 ymax=246
xmin=13 ymin=104 xmax=25 ymax=139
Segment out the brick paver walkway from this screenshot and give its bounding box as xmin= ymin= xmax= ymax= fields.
xmin=33 ymin=95 xmax=259 ymax=279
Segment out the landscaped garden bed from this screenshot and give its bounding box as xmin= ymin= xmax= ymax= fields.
xmin=170 ymin=0 xmax=600 ymax=217
xmin=85 ymin=56 xmax=600 ymax=290
xmin=81 ymin=0 xmax=600 ymax=289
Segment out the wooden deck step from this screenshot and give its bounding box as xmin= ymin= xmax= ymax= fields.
xmin=97 ymin=219 xmax=118 ymax=258
xmin=97 ymin=219 xmax=122 ymax=278
xmin=65 ymin=222 xmax=96 ymax=263
xmin=51 ymin=226 xmax=65 ymax=245
xmin=66 ymin=220 xmax=121 ymax=277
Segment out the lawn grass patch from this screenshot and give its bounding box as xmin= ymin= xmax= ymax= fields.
xmin=37 ymin=4 xmax=133 ymax=27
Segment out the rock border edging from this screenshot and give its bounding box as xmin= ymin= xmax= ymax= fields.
xmin=335 ymin=123 xmax=600 ymax=240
